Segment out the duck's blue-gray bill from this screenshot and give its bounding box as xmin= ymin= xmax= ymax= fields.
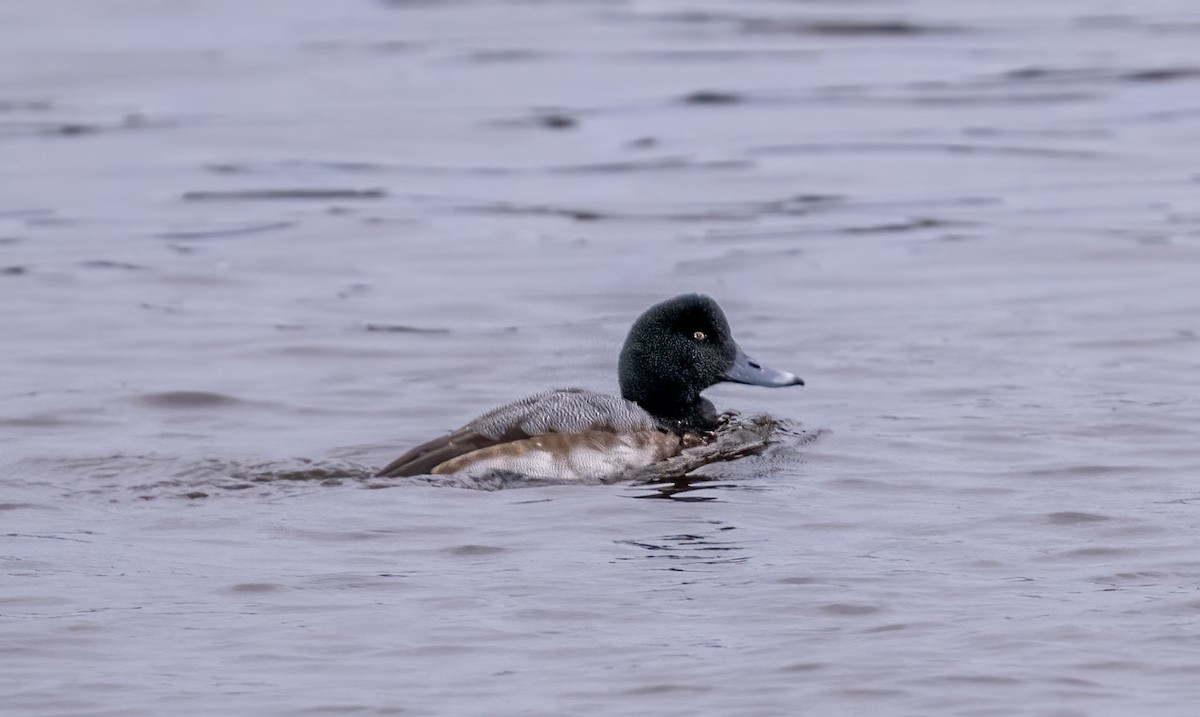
xmin=724 ymin=346 xmax=804 ymax=387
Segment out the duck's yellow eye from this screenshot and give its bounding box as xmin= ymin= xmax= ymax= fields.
xmin=693 ymin=331 xmax=707 ymax=340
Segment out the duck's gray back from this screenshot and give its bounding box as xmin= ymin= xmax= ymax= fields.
xmin=469 ymin=388 xmax=655 ymax=439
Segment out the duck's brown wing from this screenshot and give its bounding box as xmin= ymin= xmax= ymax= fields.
xmin=375 ymin=425 xmax=523 ymax=478
xmin=376 ymin=388 xmax=657 ymax=478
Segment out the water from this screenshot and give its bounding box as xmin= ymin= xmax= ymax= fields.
xmin=3 ymin=0 xmax=1200 ymax=714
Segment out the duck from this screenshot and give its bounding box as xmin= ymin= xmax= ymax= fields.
xmin=376 ymin=294 xmax=804 ymax=480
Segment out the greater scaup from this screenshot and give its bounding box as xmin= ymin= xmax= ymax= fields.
xmin=376 ymin=294 xmax=803 ymax=480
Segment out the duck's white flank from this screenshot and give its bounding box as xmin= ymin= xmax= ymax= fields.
xmin=432 ymin=430 xmax=681 ymax=481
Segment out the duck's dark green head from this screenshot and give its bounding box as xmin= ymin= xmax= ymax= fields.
xmin=618 ymin=294 xmax=803 ymax=432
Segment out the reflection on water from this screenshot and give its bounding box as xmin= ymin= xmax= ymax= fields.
xmin=634 ymin=477 xmax=729 ymax=502
xmin=615 ymin=520 xmax=747 ymax=566
xmin=3 ymin=0 xmax=1200 ymax=714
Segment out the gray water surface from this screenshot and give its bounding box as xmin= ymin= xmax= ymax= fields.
xmin=3 ymin=1 xmax=1200 ymax=715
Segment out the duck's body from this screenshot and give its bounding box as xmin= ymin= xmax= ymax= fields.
xmin=431 ymin=423 xmax=681 ymax=480
xmin=377 ymin=295 xmax=803 ymax=480
xmin=377 ymin=388 xmax=673 ymax=479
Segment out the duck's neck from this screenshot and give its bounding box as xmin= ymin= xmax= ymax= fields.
xmin=626 ymin=391 xmax=720 ymax=434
